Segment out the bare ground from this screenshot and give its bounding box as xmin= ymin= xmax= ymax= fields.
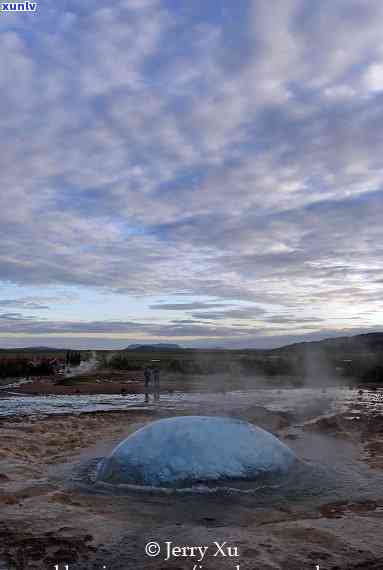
xmin=1 ymin=381 xmax=383 ymax=569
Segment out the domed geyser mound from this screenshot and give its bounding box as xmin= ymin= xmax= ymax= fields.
xmin=96 ymin=416 xmax=296 ymax=488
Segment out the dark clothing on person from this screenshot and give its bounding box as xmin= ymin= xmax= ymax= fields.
xmin=153 ymin=368 xmax=160 ymax=387
xmin=153 ymin=367 xmax=160 ymax=401
xmin=144 ymin=367 xmax=152 ymax=387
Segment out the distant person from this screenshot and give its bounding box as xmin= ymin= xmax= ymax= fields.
xmin=153 ymin=367 xmax=160 ymax=388
xmin=144 ymin=366 xmax=152 ymax=389
xmin=153 ymin=367 xmax=160 ymax=401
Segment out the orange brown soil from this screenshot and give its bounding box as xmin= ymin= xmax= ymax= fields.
xmin=6 ymin=370 xmax=196 ymax=396
xmin=319 ymin=499 xmax=380 ymax=518
xmin=3 ymin=369 xmax=270 ymax=396
xmin=0 ymin=411 xmax=156 ymax=568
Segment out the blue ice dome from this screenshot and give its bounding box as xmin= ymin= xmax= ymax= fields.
xmin=96 ymin=416 xmax=296 ymax=487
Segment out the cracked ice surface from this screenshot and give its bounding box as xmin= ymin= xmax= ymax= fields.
xmin=97 ymin=416 xmax=296 ymax=487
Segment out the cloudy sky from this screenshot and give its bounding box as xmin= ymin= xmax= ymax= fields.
xmin=1 ymin=0 xmax=383 ymax=349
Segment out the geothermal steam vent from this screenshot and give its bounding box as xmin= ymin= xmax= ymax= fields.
xmin=97 ymin=416 xmax=296 ymax=487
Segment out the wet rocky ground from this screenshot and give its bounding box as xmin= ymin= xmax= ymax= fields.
xmin=0 ymin=378 xmax=382 ymax=569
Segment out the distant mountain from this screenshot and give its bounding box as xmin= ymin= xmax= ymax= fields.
xmin=272 ymin=332 xmax=383 ymax=355
xmin=0 ymin=346 xmax=65 ymax=352
xmin=126 ymin=343 xmax=182 ymax=351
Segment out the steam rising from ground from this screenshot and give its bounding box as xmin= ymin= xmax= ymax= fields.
xmin=65 ymin=352 xmax=98 ymax=378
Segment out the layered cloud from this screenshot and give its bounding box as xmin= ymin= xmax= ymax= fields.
xmin=1 ymin=0 xmax=383 ymax=346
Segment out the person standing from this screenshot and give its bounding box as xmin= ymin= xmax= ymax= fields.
xmin=153 ymin=366 xmax=160 ymax=401
xmin=144 ymin=366 xmax=152 ymax=389
xmin=153 ymin=367 xmax=160 ymax=387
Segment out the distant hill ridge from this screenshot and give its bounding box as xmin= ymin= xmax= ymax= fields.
xmin=272 ymin=332 xmax=383 ymax=354
xmin=125 ymin=343 xmax=182 ymax=351
xmin=0 ymin=346 xmax=65 ymax=352
xmin=1 ymin=333 xmax=383 ymax=354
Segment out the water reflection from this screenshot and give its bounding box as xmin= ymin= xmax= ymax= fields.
xmin=1 ymin=386 xmax=382 ymax=419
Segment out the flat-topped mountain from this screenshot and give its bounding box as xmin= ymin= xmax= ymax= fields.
xmin=125 ymin=343 xmax=182 ymax=351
